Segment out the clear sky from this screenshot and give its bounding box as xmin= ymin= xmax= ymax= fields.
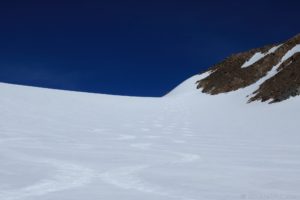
xmin=1 ymin=1 xmax=300 ymax=96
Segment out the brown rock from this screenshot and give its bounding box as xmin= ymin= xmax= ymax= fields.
xmin=196 ymin=34 xmax=300 ymax=103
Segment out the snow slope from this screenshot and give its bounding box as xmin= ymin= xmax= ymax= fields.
xmin=1 ymin=79 xmax=300 ymax=200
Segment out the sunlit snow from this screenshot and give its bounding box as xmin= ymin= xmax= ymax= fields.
xmin=1 ymin=74 xmax=300 ymax=200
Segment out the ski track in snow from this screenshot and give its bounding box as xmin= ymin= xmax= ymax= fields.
xmin=0 ymin=96 xmax=202 ymax=200
xmin=98 ymin=151 xmax=201 ymax=200
xmin=0 ymin=157 xmax=95 ymax=200
xmin=98 ymin=165 xmax=168 ymax=195
xmin=97 ymin=100 xmax=202 ymax=199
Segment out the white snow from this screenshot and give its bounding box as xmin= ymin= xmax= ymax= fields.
xmin=268 ymin=44 xmax=282 ymax=54
xmin=165 ymin=71 xmax=211 ymax=97
xmin=241 ymin=44 xmax=282 ymax=68
xmin=241 ymin=52 xmax=265 ymax=68
xmin=281 ymin=44 xmax=300 ymax=61
xmin=1 ymin=77 xmax=300 ymax=200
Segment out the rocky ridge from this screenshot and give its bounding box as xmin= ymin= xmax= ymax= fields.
xmin=196 ymin=34 xmax=300 ymax=103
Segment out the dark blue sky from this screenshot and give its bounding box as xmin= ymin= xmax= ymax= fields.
xmin=0 ymin=1 xmax=299 ymax=96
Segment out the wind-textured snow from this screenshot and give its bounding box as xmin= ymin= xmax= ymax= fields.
xmin=241 ymin=44 xmax=282 ymax=68
xmin=1 ymin=77 xmax=300 ymax=200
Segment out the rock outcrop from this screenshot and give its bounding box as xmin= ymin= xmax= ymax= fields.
xmin=196 ymin=34 xmax=300 ymax=103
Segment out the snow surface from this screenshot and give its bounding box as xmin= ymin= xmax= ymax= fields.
xmin=165 ymin=71 xmax=211 ymax=97
xmin=1 ymin=76 xmax=300 ymax=200
xmin=241 ymin=44 xmax=282 ymax=68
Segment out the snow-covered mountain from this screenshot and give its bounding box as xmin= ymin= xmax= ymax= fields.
xmin=1 ymin=34 xmax=300 ymax=200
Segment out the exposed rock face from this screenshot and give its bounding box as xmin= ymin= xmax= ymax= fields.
xmin=196 ymin=34 xmax=300 ymax=103
xmin=249 ymin=52 xmax=300 ymax=103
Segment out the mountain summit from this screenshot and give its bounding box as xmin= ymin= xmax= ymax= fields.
xmin=196 ymin=34 xmax=300 ymax=103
